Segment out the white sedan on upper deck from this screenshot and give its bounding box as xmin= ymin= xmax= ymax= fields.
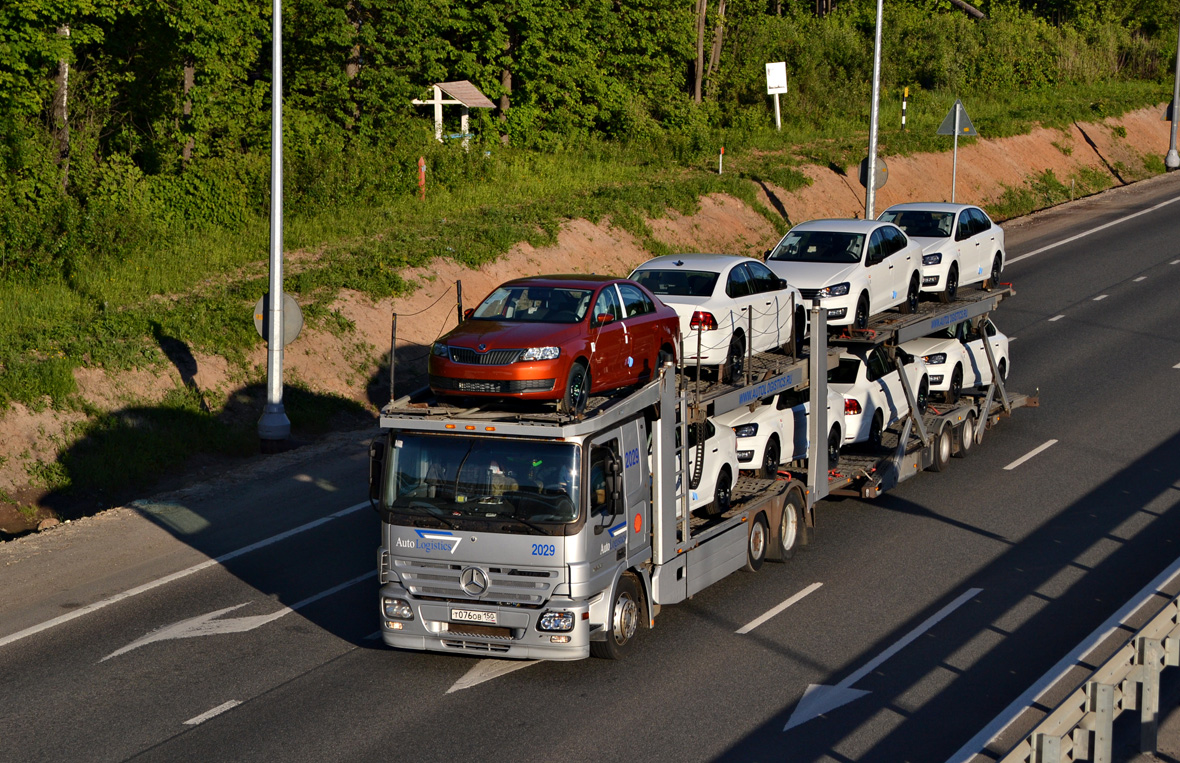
xmin=764 ymin=219 xmax=922 ymax=330
xmin=629 ymin=254 xmax=804 ymax=383
xmin=878 ymin=202 xmax=1005 ymax=302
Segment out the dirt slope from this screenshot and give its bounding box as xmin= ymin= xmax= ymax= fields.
xmin=0 ymin=104 xmax=1171 ymax=536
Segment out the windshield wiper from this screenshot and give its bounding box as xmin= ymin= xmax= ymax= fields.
xmin=400 ymin=500 xmax=458 ymax=529
xmin=497 ymin=513 xmax=548 ymax=533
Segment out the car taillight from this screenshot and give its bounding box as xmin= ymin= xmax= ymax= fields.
xmin=690 ymin=311 xmax=718 ymax=331
xmin=845 ymin=399 xmax=862 ymax=415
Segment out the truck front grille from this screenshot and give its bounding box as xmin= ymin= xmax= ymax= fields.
xmin=394 ymin=559 xmax=558 ymax=606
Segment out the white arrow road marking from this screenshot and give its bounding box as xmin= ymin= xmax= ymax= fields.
xmin=184 ymin=700 xmax=241 ymax=726
xmin=784 ymin=588 xmax=982 ymax=732
xmin=1003 ymin=439 xmax=1058 ymax=471
xmin=1006 ymin=195 xmax=1180 ymax=264
xmin=737 ymin=583 xmax=822 ymax=634
xmin=102 ymin=571 xmax=375 ymax=661
xmin=1 ymin=500 xmax=370 ymax=651
xmin=447 ymin=659 xmax=541 ymax=693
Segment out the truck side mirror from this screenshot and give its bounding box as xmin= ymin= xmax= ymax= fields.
xmin=368 ymin=438 xmax=386 ymax=508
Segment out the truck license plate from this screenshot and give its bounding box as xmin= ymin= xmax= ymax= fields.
xmin=451 ymin=608 xmax=497 ymax=624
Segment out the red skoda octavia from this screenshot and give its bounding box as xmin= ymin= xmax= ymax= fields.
xmin=429 ymin=275 xmax=681 ymax=413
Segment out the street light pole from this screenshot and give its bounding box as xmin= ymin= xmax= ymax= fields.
xmin=864 ymin=0 xmax=884 ymax=219
xmin=258 ymin=0 xmax=290 ymax=446
xmin=1167 ymin=15 xmax=1180 ymax=170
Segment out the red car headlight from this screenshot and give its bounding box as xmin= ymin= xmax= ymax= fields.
xmin=520 ymin=346 xmax=561 ymax=361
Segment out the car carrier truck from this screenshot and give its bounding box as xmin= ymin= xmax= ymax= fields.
xmin=368 ymin=287 xmax=1034 ymax=660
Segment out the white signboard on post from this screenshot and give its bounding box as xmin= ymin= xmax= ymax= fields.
xmin=766 ymin=62 xmax=788 ymax=130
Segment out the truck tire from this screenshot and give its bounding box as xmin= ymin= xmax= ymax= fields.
xmin=954 ymin=411 xmax=976 ymax=458
xmin=928 ymin=422 xmax=952 ymax=472
xmin=775 ymin=487 xmax=809 ymax=561
xmin=745 ymin=513 xmax=769 ymax=572
xmin=590 ymin=574 xmax=643 ymax=660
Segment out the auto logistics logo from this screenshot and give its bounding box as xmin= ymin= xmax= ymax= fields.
xmin=395 ymin=529 xmax=464 ymax=554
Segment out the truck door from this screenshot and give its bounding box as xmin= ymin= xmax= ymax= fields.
xmin=588 ymin=436 xmax=628 ymax=566
xmin=619 ymin=419 xmax=649 ymax=559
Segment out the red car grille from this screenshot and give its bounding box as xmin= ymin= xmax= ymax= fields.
xmin=447 ymin=347 xmax=522 ymax=365
xmin=430 ymin=376 xmax=555 ymax=394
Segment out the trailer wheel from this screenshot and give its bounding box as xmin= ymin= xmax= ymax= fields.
xmin=590 ymin=574 xmax=643 ymax=660
xmin=761 ymin=436 xmax=781 ymax=479
xmin=745 ymin=513 xmax=768 ymax=572
xmin=776 ymin=488 xmax=809 ymax=560
xmin=928 ymin=422 xmax=952 ymax=472
xmin=954 ymin=412 xmax=976 ymax=458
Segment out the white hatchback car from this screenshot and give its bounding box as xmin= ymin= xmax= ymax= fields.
xmin=827 ymin=346 xmax=929 ymax=448
xmin=764 ymin=219 xmax=923 ymax=329
xmin=714 ymin=387 xmax=847 ymax=477
xmin=630 ymin=254 xmax=804 ymax=383
xmin=671 ymin=418 xmax=739 ymax=517
xmin=900 ymin=319 xmax=1009 ymax=402
xmin=878 ymin=203 xmax=1006 ymax=302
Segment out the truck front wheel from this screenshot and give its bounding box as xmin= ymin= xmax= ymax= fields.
xmin=591 ymin=574 xmax=643 ymax=660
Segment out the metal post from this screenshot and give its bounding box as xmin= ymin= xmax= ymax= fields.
xmin=433 ymin=85 xmax=443 ymax=142
xmin=773 ymin=93 xmax=782 ymax=131
xmin=807 ymin=299 xmax=829 ymax=504
xmin=864 ymin=0 xmax=884 ymax=219
xmin=1168 ymin=16 xmax=1180 ymax=169
xmin=952 ymin=103 xmax=960 ymax=203
xmin=389 ymin=313 xmax=397 ymax=405
xmin=901 ymin=86 xmax=908 ymax=130
xmin=258 ymin=0 xmax=290 ymax=445
xmin=745 ymin=308 xmax=753 ymax=387
xmin=456 ymin=280 xmax=464 ymax=324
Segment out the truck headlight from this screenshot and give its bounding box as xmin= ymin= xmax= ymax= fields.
xmin=732 ymin=423 xmax=759 ymax=437
xmin=432 ymin=342 xmax=448 ymax=357
xmin=520 ymin=346 xmax=560 ymax=361
xmin=538 ymin=611 xmax=575 ymax=632
xmin=382 ymin=597 xmax=414 ymax=620
xmin=818 ymin=282 xmax=850 ymax=298
xmin=923 ymin=253 xmax=943 ymax=266
xmin=922 ymin=353 xmax=947 ymax=365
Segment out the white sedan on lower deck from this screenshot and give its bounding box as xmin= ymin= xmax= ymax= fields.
xmin=714 ymin=387 xmax=847 ymax=477
xmin=828 ymin=346 xmax=930 ymax=448
xmin=900 ymin=318 xmax=1009 ymax=402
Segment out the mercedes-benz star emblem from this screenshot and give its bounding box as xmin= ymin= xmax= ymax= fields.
xmin=460 ymin=566 xmax=489 ymax=597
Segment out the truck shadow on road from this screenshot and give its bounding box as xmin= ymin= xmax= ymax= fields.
xmin=717 ymin=429 xmax=1180 ymax=762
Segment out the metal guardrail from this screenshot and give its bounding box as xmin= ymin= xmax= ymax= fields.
xmin=995 ymin=585 xmax=1180 ymax=763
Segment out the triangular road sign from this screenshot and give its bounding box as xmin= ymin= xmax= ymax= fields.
xmin=937 ymin=99 xmax=978 ymax=136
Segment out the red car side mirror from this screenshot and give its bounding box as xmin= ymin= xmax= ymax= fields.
xmin=463 ymin=308 xmax=474 ymax=319
xmin=595 ymin=313 xmax=614 ymax=325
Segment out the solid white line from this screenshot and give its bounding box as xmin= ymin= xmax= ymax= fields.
xmin=946 ymin=554 xmax=1180 ymax=763
xmin=1093 ymin=294 xmax=1108 ymax=301
xmin=184 ymin=700 xmax=241 ymax=726
xmin=1134 ymin=276 xmax=1147 ymax=282
xmin=1003 ymin=440 xmax=1058 ymax=471
xmin=1048 ymin=315 xmax=1065 ymax=322
xmin=0 ymin=501 xmax=370 ymax=650
xmin=1006 ymin=195 xmax=1180 ymax=265
xmin=737 ymin=582 xmax=823 ymax=634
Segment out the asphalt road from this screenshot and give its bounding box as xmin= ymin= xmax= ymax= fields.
xmin=3 ymin=173 xmax=1180 ymax=762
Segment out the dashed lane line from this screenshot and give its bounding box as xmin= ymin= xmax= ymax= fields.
xmin=1006 ymin=195 xmax=1180 ymax=265
xmin=0 ymin=500 xmax=370 ymax=650
xmin=184 ymin=700 xmax=241 ymax=726
xmin=1003 ymin=440 xmax=1058 ymax=471
xmin=1093 ymin=294 xmax=1108 ymax=301
xmin=1048 ymin=315 xmax=1065 ymax=322
xmin=737 ymin=583 xmax=823 ymax=634
xmin=1134 ymin=276 xmax=1147 ymax=282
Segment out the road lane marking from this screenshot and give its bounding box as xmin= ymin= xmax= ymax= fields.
xmin=0 ymin=500 xmax=371 ymax=650
xmin=1174 ymin=362 xmax=1180 ymax=369
xmin=1134 ymin=276 xmax=1147 ymax=282
xmin=447 ymin=659 xmax=541 ymax=693
xmin=184 ymin=700 xmax=241 ymax=726
xmin=102 ymin=571 xmax=375 ymax=661
xmin=1093 ymin=294 xmax=1108 ymax=301
xmin=1172 ymin=259 xmax=1180 ymax=265
xmin=1048 ymin=315 xmax=1065 ymax=322
xmin=1006 ymin=195 xmax=1180 ymax=264
xmin=1003 ymin=440 xmax=1058 ymax=471
xmin=785 ymin=588 xmax=982 ymax=732
xmin=946 ymin=555 xmax=1180 ymax=763
xmin=737 ymin=582 xmax=822 ymax=634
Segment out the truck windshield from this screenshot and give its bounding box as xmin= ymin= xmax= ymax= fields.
xmin=382 ymin=435 xmax=580 ymax=526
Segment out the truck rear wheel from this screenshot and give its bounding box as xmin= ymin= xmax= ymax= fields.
xmin=775 ymin=488 xmax=809 ymax=561
xmin=928 ymin=422 xmax=952 ymax=472
xmin=745 ymin=513 xmax=768 ymax=572
xmin=590 ymin=574 xmax=643 ymax=660
xmin=954 ymin=411 xmax=976 ymax=458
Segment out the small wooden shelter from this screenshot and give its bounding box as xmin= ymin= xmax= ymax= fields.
xmin=412 ymin=80 xmax=495 ymax=149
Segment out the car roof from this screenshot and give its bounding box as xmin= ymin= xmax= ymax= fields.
xmin=632 ymin=253 xmax=759 ymax=272
xmin=882 ymin=202 xmax=977 ymax=214
xmin=499 ymin=274 xmax=622 ymax=289
xmin=788 ymin=218 xmax=894 ymax=234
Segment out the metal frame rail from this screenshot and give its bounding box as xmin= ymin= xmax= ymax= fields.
xmin=992 ymin=588 xmax=1180 ymax=763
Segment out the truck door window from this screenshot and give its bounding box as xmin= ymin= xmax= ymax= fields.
xmin=589 ymin=443 xmax=617 ymax=515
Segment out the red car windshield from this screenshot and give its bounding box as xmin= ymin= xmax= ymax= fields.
xmin=471 ymin=286 xmax=594 ymax=324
